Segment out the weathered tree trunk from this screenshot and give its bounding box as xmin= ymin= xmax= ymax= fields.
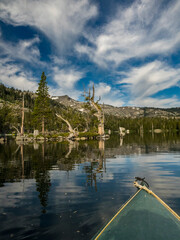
xmin=84 ymin=85 xmax=105 ymax=136
xmin=152 ymin=122 xmax=154 ymax=139
xmin=12 ymin=125 xmax=20 ymax=135
xmin=20 ymin=94 xmax=24 ymax=136
xmin=91 ymin=101 xmax=104 ymax=136
xmin=65 ymin=140 xmax=78 ymax=158
xmin=21 ymin=144 xmax=24 ymax=179
xmin=82 ymin=128 xmax=88 ymax=133
xmin=140 ymin=124 xmax=143 ymax=138
xmin=98 ymin=139 xmax=105 ymax=150
xmin=56 ymin=114 xmax=79 ymax=138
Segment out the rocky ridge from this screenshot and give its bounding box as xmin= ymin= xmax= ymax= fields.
xmin=51 ymin=95 xmax=180 ymax=118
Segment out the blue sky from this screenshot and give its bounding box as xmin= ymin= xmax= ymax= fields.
xmin=0 ymin=0 xmax=180 ymax=107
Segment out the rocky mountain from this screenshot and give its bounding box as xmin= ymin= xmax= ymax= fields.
xmin=51 ymin=95 xmax=180 ymax=119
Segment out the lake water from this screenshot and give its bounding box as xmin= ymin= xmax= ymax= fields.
xmin=0 ymin=134 xmax=180 ymax=239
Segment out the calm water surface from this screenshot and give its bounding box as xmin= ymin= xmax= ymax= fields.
xmin=0 ymin=134 xmax=180 ymax=239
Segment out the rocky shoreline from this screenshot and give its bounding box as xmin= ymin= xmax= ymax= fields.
xmin=15 ymin=134 xmax=110 ymax=143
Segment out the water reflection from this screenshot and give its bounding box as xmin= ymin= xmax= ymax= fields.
xmin=0 ymin=133 xmax=180 ymax=239
xmin=35 ymin=144 xmax=51 ymax=214
xmin=84 ymin=140 xmax=105 ymax=191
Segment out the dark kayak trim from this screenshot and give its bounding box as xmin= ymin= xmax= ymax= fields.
xmin=93 ymin=180 xmax=180 ymax=240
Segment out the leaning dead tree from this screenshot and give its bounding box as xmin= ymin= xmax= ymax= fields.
xmin=84 ymin=85 xmax=104 ymax=136
xmin=12 ymin=125 xmax=20 ymax=135
xmin=56 ymin=114 xmax=79 ymax=138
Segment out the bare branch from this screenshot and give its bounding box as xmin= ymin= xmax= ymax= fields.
xmin=56 ymin=114 xmax=74 ymax=133
xmin=56 ymin=113 xmax=79 ymax=138
xmin=92 ymin=84 xmax=95 ymax=100
xmin=83 ymin=85 xmax=104 ymax=135
xmin=12 ymin=125 xmax=20 ymax=134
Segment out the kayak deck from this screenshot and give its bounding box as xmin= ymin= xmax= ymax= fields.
xmin=93 ymin=184 xmax=180 ymax=240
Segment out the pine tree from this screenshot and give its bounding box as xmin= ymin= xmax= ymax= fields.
xmin=33 ymin=72 xmax=51 ymax=134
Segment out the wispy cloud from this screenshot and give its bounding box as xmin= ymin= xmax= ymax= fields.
xmin=119 ymin=61 xmax=180 ymax=107
xmin=0 ymin=35 xmax=41 ymax=63
xmin=0 ymin=0 xmax=98 ymax=53
xmin=76 ymin=0 xmax=180 ymax=67
xmin=129 ymin=96 xmax=180 ymax=108
xmin=88 ymin=81 xmax=125 ymax=106
xmin=53 ymin=68 xmax=83 ymax=89
xmin=0 ymin=57 xmax=83 ymax=99
xmin=0 ymin=58 xmax=38 ymax=91
xmin=50 ymin=65 xmax=83 ymax=99
xmin=90 ymin=82 xmax=111 ymax=97
xmin=0 ymin=0 xmax=180 ymax=108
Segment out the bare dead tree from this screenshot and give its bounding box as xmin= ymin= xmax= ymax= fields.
xmin=84 ymin=84 xmax=104 ymax=136
xmin=20 ymin=93 xmax=24 ymax=136
xmin=56 ymin=114 xmax=79 ymax=138
xmin=65 ymin=140 xmax=79 ymax=158
xmin=12 ymin=125 xmax=20 ymax=135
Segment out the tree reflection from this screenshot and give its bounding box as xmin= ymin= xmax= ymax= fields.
xmin=36 ymin=170 xmax=51 ymax=213
xmin=84 ymin=140 xmax=105 ymax=191
xmin=0 ymin=141 xmax=22 ymax=186
xmin=1 ymin=133 xmax=180 ymax=194
xmin=35 ymin=143 xmax=51 ymax=213
xmin=57 ymin=141 xmax=85 ymax=171
xmin=65 ymin=140 xmax=79 ymax=158
xmin=21 ymin=144 xmax=24 ymax=179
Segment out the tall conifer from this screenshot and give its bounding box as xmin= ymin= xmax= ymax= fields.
xmin=33 ymin=72 xmax=51 ymax=134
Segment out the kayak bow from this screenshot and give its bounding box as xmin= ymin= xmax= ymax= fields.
xmin=92 ymin=178 xmax=180 ymax=240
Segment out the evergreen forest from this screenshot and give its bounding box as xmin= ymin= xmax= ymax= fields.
xmin=0 ymin=73 xmax=180 ymax=136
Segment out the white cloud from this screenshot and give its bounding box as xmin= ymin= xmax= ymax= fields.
xmin=119 ymin=61 xmax=180 ymax=107
xmin=88 ymin=81 xmax=125 ymax=107
xmin=53 ymin=67 xmax=83 ymax=89
xmin=0 ymin=57 xmax=83 ymax=99
xmin=0 ymin=0 xmax=98 ymax=52
xmin=88 ymin=82 xmax=111 ymax=97
xmin=50 ymin=56 xmax=69 ymax=66
xmin=128 ymin=96 xmax=180 ymax=108
xmin=50 ymin=66 xmax=83 ymax=99
xmin=0 ymin=58 xmax=38 ymax=91
xmin=1 ymin=0 xmax=180 ymax=108
xmin=0 ymin=36 xmax=41 ymax=63
xmin=76 ymin=0 xmax=180 ymax=67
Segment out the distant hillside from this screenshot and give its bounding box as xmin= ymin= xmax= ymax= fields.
xmin=0 ymin=84 xmax=180 ymax=118
xmin=51 ymin=95 xmax=180 ymax=119
xmin=1 ymin=82 xmax=179 ymax=119
xmin=0 ymin=83 xmax=36 ymax=109
xmin=0 ymin=83 xmax=179 ymax=134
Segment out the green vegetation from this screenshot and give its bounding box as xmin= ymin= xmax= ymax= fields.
xmin=0 ymin=74 xmax=180 ymax=137
xmin=32 ymin=72 xmax=52 ymax=134
xmin=0 ymin=83 xmax=35 ymax=108
xmin=0 ymin=102 xmax=14 ymax=133
xmin=78 ymin=132 xmax=99 ymax=138
xmin=0 ymin=84 xmax=34 ymax=133
xmin=105 ymin=115 xmax=180 ymax=133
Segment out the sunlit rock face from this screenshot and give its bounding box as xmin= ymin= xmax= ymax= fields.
xmin=51 ymin=95 xmax=180 ymax=118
